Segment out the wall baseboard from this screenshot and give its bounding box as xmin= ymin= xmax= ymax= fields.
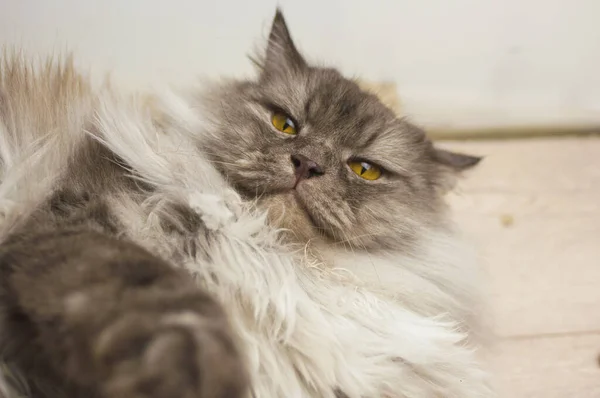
xmin=427 ymin=125 xmax=600 ymax=141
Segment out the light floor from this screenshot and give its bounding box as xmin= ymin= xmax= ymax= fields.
xmin=442 ymin=136 xmax=600 ymax=397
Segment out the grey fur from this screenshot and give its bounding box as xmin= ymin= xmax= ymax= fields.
xmin=197 ymin=10 xmax=479 ymax=251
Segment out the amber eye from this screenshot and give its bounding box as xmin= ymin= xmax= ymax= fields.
xmin=271 ymin=112 xmax=297 ymax=135
xmin=348 ymin=160 xmax=382 ymax=180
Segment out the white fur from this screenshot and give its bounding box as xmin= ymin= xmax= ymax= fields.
xmin=0 ymin=59 xmax=492 ymax=397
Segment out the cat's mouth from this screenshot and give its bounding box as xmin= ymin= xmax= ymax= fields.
xmin=235 ymin=179 xmax=333 ymax=241
xmin=287 ymin=190 xmax=331 ymax=238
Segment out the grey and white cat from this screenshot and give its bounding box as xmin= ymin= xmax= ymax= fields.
xmin=0 ymin=9 xmax=490 ymax=398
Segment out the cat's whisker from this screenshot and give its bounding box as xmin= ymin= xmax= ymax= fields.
xmin=207 ymin=160 xmax=243 ymax=168
xmin=335 ymin=231 xmax=388 ymax=245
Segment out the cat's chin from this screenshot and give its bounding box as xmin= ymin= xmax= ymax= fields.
xmin=256 ymin=192 xmax=324 ymax=244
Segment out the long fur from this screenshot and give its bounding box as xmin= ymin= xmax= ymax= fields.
xmin=0 ymin=53 xmax=492 ymax=397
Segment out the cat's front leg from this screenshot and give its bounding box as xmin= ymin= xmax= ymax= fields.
xmin=0 ymin=229 xmax=248 ymax=398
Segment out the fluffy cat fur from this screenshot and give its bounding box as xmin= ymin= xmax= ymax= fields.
xmin=0 ymin=9 xmax=491 ymax=398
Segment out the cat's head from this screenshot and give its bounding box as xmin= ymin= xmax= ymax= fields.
xmin=199 ymin=10 xmax=480 ymax=251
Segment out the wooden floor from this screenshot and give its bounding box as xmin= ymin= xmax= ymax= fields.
xmin=442 ymin=136 xmax=600 ymax=397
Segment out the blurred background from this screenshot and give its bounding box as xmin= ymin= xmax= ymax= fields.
xmin=1 ymin=1 xmax=599 ymax=396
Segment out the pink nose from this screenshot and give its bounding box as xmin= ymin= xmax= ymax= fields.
xmin=291 ymin=154 xmax=324 ymax=183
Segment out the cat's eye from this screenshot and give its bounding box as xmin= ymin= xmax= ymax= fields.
xmin=348 ymin=161 xmax=382 ymax=180
xmin=271 ymin=112 xmax=297 ymax=135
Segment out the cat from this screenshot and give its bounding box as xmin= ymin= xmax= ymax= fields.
xmin=0 ymin=8 xmax=491 ymax=398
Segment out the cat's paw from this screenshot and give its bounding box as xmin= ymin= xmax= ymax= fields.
xmin=94 ymin=310 xmax=248 ymax=398
xmin=188 ymin=192 xmax=236 ymax=231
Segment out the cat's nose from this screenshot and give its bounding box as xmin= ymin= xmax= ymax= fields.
xmin=291 ymin=154 xmax=324 ymax=182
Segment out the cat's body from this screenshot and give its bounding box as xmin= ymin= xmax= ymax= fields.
xmin=0 ymin=10 xmax=491 ymax=398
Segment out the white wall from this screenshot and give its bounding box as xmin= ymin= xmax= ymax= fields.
xmin=1 ymin=0 xmax=599 ymax=131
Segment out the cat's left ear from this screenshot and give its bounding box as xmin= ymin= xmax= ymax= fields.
xmin=432 ymin=148 xmax=482 ymax=171
xmin=263 ymin=9 xmax=307 ymax=75
xmin=431 ymin=147 xmax=482 ymax=192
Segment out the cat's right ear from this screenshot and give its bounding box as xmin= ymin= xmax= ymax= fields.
xmin=261 ymin=9 xmax=307 ymax=75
